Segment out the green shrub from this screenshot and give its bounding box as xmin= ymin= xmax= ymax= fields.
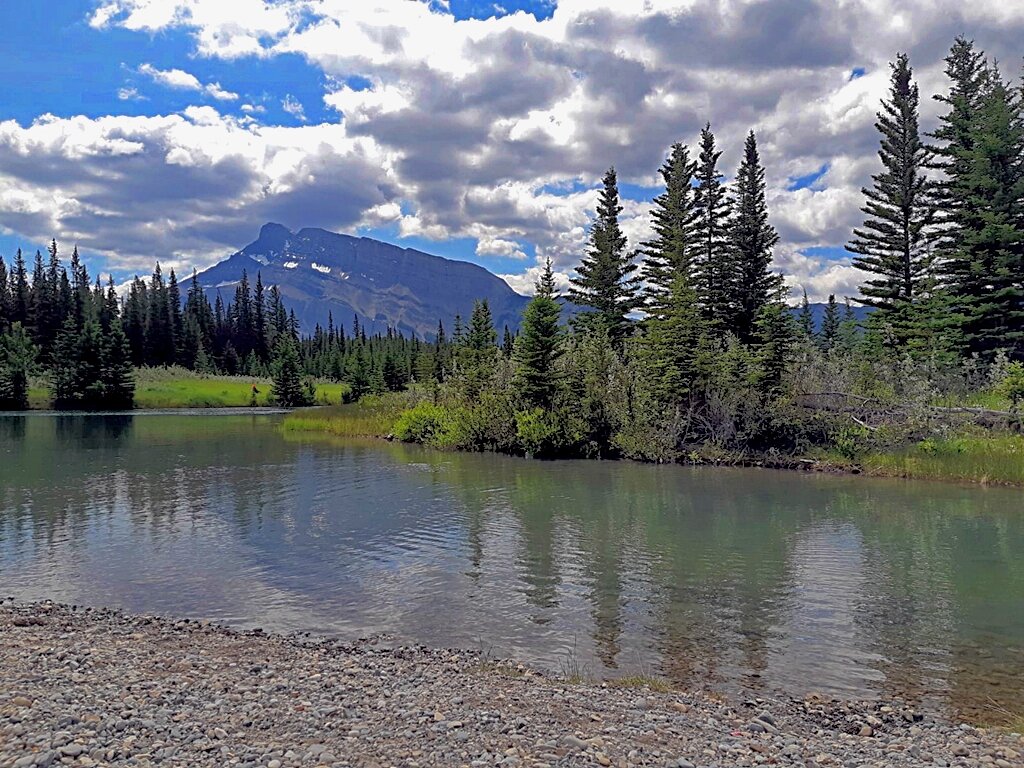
xmin=515 ymin=408 xmax=559 ymax=456
xmin=394 ymin=401 xmax=448 ymax=443
xmin=832 ymin=423 xmax=871 ymax=460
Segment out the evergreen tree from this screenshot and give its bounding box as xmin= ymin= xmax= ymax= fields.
xmin=101 ymin=321 xmax=135 ymax=409
xmin=459 ymin=299 xmax=498 ymax=397
xmin=753 ymin=301 xmax=795 ymax=397
xmin=502 ymin=325 xmax=515 ymax=356
xmin=270 ymin=334 xmax=312 ymax=407
xmin=819 ymin=294 xmax=841 ymax=352
xmin=568 ymin=167 xmax=639 ymax=344
xmin=797 ymin=289 xmax=815 ymax=338
xmin=693 ymin=124 xmax=735 ymax=328
xmin=848 ymin=53 xmax=935 ymax=329
xmin=931 ymin=37 xmax=989 ymax=264
xmin=513 ymin=259 xmax=563 ymax=409
xmin=641 ymin=142 xmax=700 ymax=309
xmin=730 ymin=131 xmax=783 ymax=342
xmin=641 ymin=142 xmax=707 ymax=403
xmin=837 ymin=299 xmax=860 ymax=354
xmin=11 ymin=249 xmax=29 ymax=326
xmin=167 ymin=269 xmax=183 ymax=364
xmin=0 ymin=257 xmax=9 ymax=334
xmin=0 ymin=323 xmax=36 ymax=410
xmin=144 ymin=264 xmax=171 ymax=366
xmin=943 ymin=65 xmax=1024 ymax=358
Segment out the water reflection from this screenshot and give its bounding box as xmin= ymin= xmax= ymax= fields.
xmin=1 ymin=414 xmax=1022 ymax=722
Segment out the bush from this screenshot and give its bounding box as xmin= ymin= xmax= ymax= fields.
xmin=394 ymin=401 xmax=448 ymax=443
xmin=995 ymin=361 xmax=1024 ymax=411
xmin=832 ymin=423 xmax=871 ymax=460
xmin=515 ymin=408 xmax=559 ymax=457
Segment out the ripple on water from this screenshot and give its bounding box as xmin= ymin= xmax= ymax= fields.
xmin=1 ymin=414 xmax=1023 ymax=722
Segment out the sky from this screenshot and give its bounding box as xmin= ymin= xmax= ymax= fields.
xmin=0 ymin=1 xmax=1022 ymax=302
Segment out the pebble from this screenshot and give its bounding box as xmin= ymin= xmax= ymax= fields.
xmin=1 ymin=600 xmax=1021 ymax=768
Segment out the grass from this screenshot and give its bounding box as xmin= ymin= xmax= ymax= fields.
xmin=281 ymin=393 xmax=411 ymax=437
xmin=26 ymin=367 xmax=349 ymax=409
xmin=863 ymin=432 xmax=1024 ymax=486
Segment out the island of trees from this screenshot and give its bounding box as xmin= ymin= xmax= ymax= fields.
xmin=1 ymin=37 xmax=1022 ymax=475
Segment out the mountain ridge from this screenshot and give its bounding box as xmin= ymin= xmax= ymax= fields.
xmin=195 ymin=223 xmax=531 ymax=339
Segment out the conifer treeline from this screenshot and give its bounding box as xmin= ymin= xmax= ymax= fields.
xmin=848 ymin=39 xmax=1023 ymax=362
xmin=0 ymin=247 xmax=452 ymax=409
xmin=392 ymin=36 xmax=1023 ymax=460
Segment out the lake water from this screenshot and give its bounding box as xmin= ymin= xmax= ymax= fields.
xmin=1 ymin=413 xmax=1022 ymax=721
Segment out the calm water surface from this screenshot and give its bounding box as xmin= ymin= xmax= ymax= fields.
xmin=1 ymin=413 xmax=1022 ymax=720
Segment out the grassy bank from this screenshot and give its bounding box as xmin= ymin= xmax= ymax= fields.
xmin=282 ymin=394 xmax=409 ymax=438
xmin=862 ymin=433 xmax=1024 ymax=486
xmin=27 ymin=367 xmax=350 ymax=410
xmin=282 ymin=393 xmax=1024 ymax=487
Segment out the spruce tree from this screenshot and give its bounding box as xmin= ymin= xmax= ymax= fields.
xmin=0 ymin=323 xmax=36 ymax=410
xmin=11 ymin=249 xmax=29 ymax=325
xmin=819 ymin=294 xmax=841 ymax=352
xmin=459 ymin=299 xmax=498 ymax=397
xmin=641 ymin=142 xmax=700 ymax=308
xmin=640 ymin=142 xmax=706 ymax=403
xmin=730 ymin=131 xmax=783 ymax=342
xmin=502 ymin=325 xmax=514 ymax=357
xmin=144 ymin=264 xmax=170 ymax=366
xmin=0 ymin=257 xmax=9 ymax=334
xmin=167 ymin=269 xmax=183 ymax=364
xmin=931 ymin=37 xmax=988 ymax=264
xmin=270 ymin=334 xmax=310 ymax=407
xmin=568 ymin=167 xmax=639 ymax=344
xmin=944 ymin=66 xmax=1024 ymax=358
xmin=101 ymin=321 xmax=135 ymax=409
xmin=513 ymin=259 xmax=563 ymax=409
xmin=693 ymin=124 xmax=735 ymax=328
xmin=753 ymin=301 xmax=795 ymax=397
xmin=847 ymin=53 xmax=935 ymax=329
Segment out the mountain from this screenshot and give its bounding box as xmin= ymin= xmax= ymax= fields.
xmin=790 ymin=302 xmax=873 ymax=332
xmin=195 ymin=223 xmax=531 ymax=338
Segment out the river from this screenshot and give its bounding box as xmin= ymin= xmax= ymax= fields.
xmin=1 ymin=412 xmax=1022 ymax=721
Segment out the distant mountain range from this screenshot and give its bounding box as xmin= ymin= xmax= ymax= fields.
xmin=195 ymin=223 xmax=531 ymax=339
xmin=195 ymin=223 xmax=867 ymax=338
xmin=792 ymin=301 xmax=872 ymax=332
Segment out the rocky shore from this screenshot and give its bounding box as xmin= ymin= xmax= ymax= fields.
xmin=1 ymin=601 xmax=1021 ymax=768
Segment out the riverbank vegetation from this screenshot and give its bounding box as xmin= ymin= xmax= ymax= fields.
xmin=287 ymin=38 xmax=1024 ymax=484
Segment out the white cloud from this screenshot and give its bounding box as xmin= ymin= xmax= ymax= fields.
xmin=10 ymin=0 xmax=1024 ymax=293
xmin=476 ymin=236 xmax=527 ymax=260
xmin=138 ymin=63 xmax=239 ymax=101
xmin=117 ymin=87 xmax=146 ymax=101
xmin=281 ymin=94 xmax=307 ymax=122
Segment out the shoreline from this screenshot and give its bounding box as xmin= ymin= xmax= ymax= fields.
xmin=2 ymin=601 xmax=1022 ymax=768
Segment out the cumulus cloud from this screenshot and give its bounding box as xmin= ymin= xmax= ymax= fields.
xmin=7 ymin=0 xmax=1024 ymax=291
xmin=0 ymin=111 xmax=395 ymax=273
xmin=138 ymin=63 xmax=239 ymax=101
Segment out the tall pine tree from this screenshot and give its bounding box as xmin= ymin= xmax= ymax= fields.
xmin=513 ymin=260 xmax=563 ymax=409
xmin=641 ymin=142 xmax=707 ymax=403
xmin=730 ymin=131 xmax=783 ymax=343
xmin=847 ymin=53 xmax=935 ymax=331
xmin=568 ymin=167 xmax=639 ymax=345
xmin=693 ymin=124 xmax=735 ymax=329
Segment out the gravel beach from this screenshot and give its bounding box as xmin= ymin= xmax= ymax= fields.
xmin=1 ymin=600 xmax=1021 ymax=768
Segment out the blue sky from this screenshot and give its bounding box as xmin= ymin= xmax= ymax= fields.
xmin=0 ymin=1 xmax=1019 ymax=299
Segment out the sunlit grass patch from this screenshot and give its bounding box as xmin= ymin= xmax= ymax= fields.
xmin=282 ymin=393 xmax=410 ymax=437
xmin=863 ymin=432 xmax=1024 ymax=486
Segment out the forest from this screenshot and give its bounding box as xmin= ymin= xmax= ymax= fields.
xmin=1 ymin=37 xmax=1022 ymax=473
